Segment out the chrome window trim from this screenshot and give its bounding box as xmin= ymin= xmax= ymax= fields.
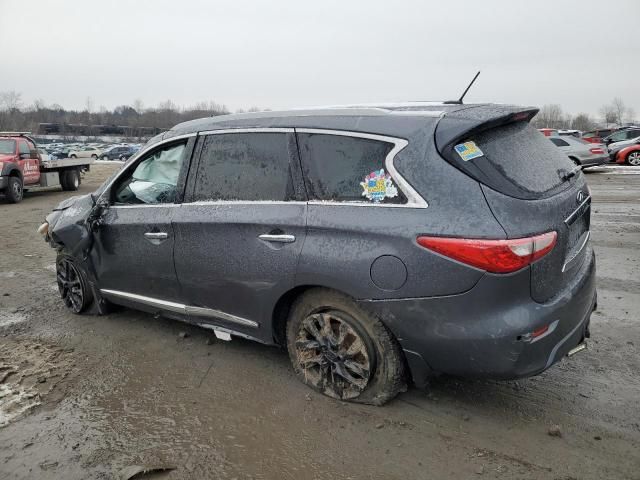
xmin=99 ymin=289 xmax=259 ymax=328
xmin=295 ymin=128 xmax=428 ymax=209
xmin=184 ymin=200 xmax=306 ymax=206
xmin=97 ymin=132 xmax=197 ymax=203
xmin=564 ymin=195 xmax=591 ymax=226
xmin=198 ymin=127 xmax=295 ymax=135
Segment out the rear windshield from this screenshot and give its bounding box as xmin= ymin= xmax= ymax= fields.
xmin=462 ymin=122 xmax=575 ymax=198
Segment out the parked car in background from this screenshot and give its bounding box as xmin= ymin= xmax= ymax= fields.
xmin=549 ymin=136 xmax=609 ymax=167
xmin=558 ymin=129 xmax=582 ymax=137
xmin=603 ymin=127 xmax=640 ymax=145
xmin=607 ymin=135 xmax=640 ymax=160
xmin=40 ymin=103 xmax=596 ymax=405
xmin=538 ymin=128 xmax=559 ymax=137
xmin=100 ymin=145 xmax=137 ymax=161
xmin=582 ymin=128 xmax=616 ymax=144
xmin=614 ymin=144 xmax=640 ymax=165
xmin=37 ymin=148 xmax=51 ymax=162
xmin=69 ymin=146 xmax=102 ymax=159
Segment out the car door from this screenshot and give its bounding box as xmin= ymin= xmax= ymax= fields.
xmin=91 ymin=137 xmax=196 ymax=305
xmin=173 ymin=129 xmax=307 ymax=341
xmin=18 ymin=139 xmax=40 ymax=185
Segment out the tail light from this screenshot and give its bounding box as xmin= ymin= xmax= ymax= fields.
xmin=416 ymin=231 xmax=557 ymax=273
xmin=589 ymin=147 xmax=605 ymax=154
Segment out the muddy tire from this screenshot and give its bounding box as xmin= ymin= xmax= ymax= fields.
xmin=60 ymin=169 xmax=80 ymax=191
xmin=6 ymin=176 xmax=24 ymax=203
xmin=286 ymin=288 xmax=406 ymax=406
xmin=56 ymin=254 xmax=93 ymax=314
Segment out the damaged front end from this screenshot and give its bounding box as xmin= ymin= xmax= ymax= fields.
xmin=39 ymin=194 xmax=109 ymax=314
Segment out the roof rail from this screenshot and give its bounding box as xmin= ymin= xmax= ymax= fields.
xmin=0 ymin=131 xmax=32 ymax=137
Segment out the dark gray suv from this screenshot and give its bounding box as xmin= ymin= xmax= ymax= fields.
xmin=41 ymin=103 xmax=596 ymax=405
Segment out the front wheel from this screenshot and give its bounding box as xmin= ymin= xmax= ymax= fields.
xmin=6 ymin=176 xmax=24 ymax=203
xmin=626 ymin=151 xmax=640 ymax=166
xmin=56 ymin=255 xmax=93 ymax=314
xmin=286 ymin=289 xmax=406 ymax=405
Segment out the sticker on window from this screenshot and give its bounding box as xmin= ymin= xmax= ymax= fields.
xmin=454 ymin=141 xmax=484 ymax=161
xmin=360 ymin=169 xmax=398 ymax=203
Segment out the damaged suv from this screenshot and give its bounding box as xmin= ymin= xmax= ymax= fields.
xmin=41 ymin=103 xmax=596 ymax=405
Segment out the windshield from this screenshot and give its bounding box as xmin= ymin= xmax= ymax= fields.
xmin=0 ymin=139 xmax=16 ymax=155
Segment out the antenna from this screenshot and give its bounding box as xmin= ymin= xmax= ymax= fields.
xmin=444 ymin=71 xmax=481 ymax=105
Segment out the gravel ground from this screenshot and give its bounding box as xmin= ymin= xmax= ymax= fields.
xmin=0 ymin=163 xmax=639 ymax=479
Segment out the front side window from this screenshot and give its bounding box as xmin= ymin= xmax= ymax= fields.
xmin=113 ymin=142 xmax=186 ymax=205
xmin=297 ymin=133 xmax=406 ymax=204
xmin=192 ymin=133 xmax=295 ymax=202
xmin=18 ymin=140 xmax=30 ymax=155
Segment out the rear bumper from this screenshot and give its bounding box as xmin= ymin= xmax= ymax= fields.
xmin=580 ymin=155 xmax=609 ymax=167
xmin=359 ymin=246 xmax=597 ymax=387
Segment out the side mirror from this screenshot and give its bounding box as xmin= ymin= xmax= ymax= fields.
xmin=87 ymin=195 xmax=110 ymax=231
xmin=30 ymin=150 xmax=39 ymax=159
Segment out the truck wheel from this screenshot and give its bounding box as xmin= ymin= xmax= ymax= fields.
xmin=61 ymin=169 xmax=80 ymax=191
xmin=6 ymin=176 xmax=24 ymax=203
xmin=286 ymin=288 xmax=406 ymax=406
xmin=56 ymin=254 xmax=93 ymax=314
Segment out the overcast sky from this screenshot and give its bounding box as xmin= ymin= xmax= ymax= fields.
xmin=1 ymin=0 xmax=638 ymax=117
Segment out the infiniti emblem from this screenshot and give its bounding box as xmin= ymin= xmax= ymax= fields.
xmin=576 ymin=191 xmax=585 ymax=203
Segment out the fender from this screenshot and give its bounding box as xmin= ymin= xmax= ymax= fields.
xmin=1 ymin=163 xmax=23 ymax=180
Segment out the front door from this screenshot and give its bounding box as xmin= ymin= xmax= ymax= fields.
xmin=91 ymin=138 xmax=194 ymax=303
xmin=18 ymin=139 xmax=40 ymax=185
xmin=173 ymin=130 xmax=307 ymax=341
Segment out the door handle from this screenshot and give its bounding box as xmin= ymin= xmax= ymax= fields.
xmin=258 ymin=233 xmax=296 ymax=243
xmin=144 ymin=232 xmax=168 ymax=240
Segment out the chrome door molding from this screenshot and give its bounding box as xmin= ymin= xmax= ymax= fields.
xmin=99 ymin=289 xmax=259 ymax=328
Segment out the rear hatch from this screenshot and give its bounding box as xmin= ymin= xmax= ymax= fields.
xmin=435 ymin=105 xmax=591 ymax=302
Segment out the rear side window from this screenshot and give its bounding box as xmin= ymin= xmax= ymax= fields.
xmin=193 ymin=133 xmax=296 ymax=202
xmin=453 ymin=122 xmax=575 ymax=198
xmin=550 ymin=138 xmax=569 ymax=147
xmin=297 ymin=133 xmax=406 ymax=204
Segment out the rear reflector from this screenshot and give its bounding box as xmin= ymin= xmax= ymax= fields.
xmin=416 ymin=231 xmax=557 ymax=273
xmin=590 ymin=147 xmax=605 ymax=154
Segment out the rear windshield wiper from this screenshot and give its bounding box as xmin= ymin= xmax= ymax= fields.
xmin=561 ymin=166 xmax=581 ymax=182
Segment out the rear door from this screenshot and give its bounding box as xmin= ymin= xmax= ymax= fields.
xmin=173 ymin=129 xmax=307 ymax=340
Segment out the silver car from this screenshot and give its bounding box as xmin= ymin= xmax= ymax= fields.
xmin=549 ymin=136 xmax=609 ymax=167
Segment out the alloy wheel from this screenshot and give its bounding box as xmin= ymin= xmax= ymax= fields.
xmin=628 ymin=152 xmax=640 ymax=166
xmin=294 ymin=311 xmax=372 ymax=399
xmin=57 ymin=259 xmax=85 ymax=313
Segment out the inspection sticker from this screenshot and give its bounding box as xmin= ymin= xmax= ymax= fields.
xmin=361 ymin=169 xmax=398 ymax=203
xmin=454 ymin=141 xmax=484 ymax=161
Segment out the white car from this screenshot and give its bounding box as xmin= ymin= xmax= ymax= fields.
xmin=68 ymin=146 xmax=102 ymax=159
xmin=37 ymin=148 xmax=51 ymax=162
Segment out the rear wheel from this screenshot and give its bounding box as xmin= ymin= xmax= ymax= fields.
xmin=91 ymin=154 xmax=97 ymax=159
xmin=626 ymin=151 xmax=640 ymax=166
xmin=56 ymin=255 xmax=93 ymax=314
xmin=70 ymin=154 xmax=77 ymax=158
xmin=286 ymin=289 xmax=406 ymax=405
xmin=6 ymin=176 xmax=23 ymax=203
xmin=60 ymin=169 xmax=80 ymax=191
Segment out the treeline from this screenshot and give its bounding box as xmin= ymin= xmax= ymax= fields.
xmin=0 ymin=91 xmax=263 ymax=134
xmin=530 ymin=97 xmax=636 ymax=131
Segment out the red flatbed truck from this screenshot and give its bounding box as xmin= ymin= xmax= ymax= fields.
xmin=0 ymin=132 xmax=93 ymax=203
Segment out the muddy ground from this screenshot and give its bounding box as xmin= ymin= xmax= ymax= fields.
xmin=1 ymin=163 xmax=639 ymax=479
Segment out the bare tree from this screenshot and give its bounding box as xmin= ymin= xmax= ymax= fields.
xmin=611 ymin=97 xmax=627 ymax=125
xmin=571 ymin=113 xmax=595 ymax=131
xmin=533 ymin=104 xmax=565 ymax=129
xmin=0 ymin=90 xmax=23 ymax=111
xmin=85 ymin=96 xmax=94 ymax=113
xmin=625 ymin=107 xmax=636 ymax=124
xmin=599 ymin=104 xmax=617 ymax=126
xmin=133 ymin=98 xmax=145 ymax=113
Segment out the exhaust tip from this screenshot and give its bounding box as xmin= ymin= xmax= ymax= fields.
xmin=567 ymin=343 xmax=587 ymax=357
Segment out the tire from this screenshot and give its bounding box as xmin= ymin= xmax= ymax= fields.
xmin=70 ymin=154 xmax=77 ymax=158
xmin=286 ymin=288 xmax=406 ymax=405
xmin=61 ymin=169 xmax=80 ymax=191
xmin=5 ymin=176 xmax=23 ymax=203
xmin=626 ymin=151 xmax=640 ymax=166
xmin=56 ymin=254 xmax=93 ymax=314
xmin=91 ymin=154 xmax=97 ymax=159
